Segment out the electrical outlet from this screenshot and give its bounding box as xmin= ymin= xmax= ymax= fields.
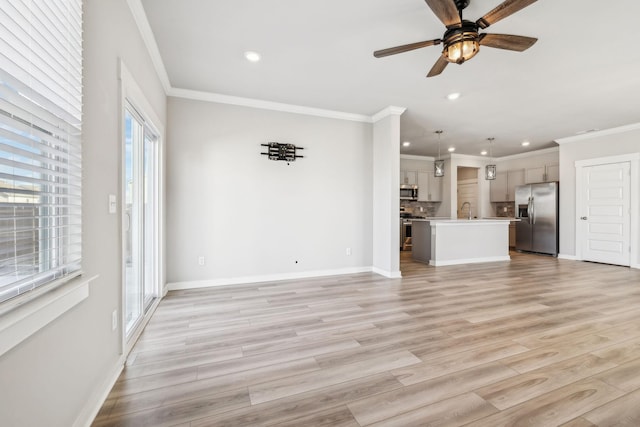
xmin=198 ymin=256 xmax=205 ymax=266
xmin=111 ymin=309 xmax=118 ymax=331
xmin=346 ymin=247 xmax=352 ymax=256
xmin=503 ymin=206 xmax=508 ymax=213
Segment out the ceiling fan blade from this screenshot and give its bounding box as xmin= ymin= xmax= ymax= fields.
xmin=476 ymin=0 xmax=537 ymax=29
xmin=427 ymin=55 xmax=448 ymax=78
xmin=373 ymin=39 xmax=441 ymax=58
xmin=424 ymin=0 xmax=461 ymax=28
xmin=479 ymin=33 xmax=537 ymax=51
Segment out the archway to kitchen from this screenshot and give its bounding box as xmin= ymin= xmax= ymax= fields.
xmin=399 ymin=155 xmax=493 ymax=273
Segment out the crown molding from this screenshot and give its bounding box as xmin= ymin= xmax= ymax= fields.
xmin=372 ymin=106 xmax=407 ymax=122
xmin=555 ymin=122 xmax=640 ymax=145
xmin=126 ymin=0 xmax=172 ymax=94
xmin=449 ymin=153 xmax=485 ymax=161
xmin=169 ymin=88 xmax=373 ymax=122
xmin=495 ymin=146 xmax=559 ymax=162
xmin=400 ymin=154 xmax=435 ymax=161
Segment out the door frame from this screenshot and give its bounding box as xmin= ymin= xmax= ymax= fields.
xmin=119 ymin=60 xmax=166 ymax=357
xmin=575 ymin=153 xmax=640 ymax=268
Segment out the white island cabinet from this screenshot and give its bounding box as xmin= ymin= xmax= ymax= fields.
xmin=412 ymin=219 xmax=511 ymax=266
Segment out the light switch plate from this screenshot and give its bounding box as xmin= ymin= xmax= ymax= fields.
xmin=108 ymin=194 xmax=117 ymax=214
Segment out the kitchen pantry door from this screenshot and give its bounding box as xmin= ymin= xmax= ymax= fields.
xmin=578 ymin=161 xmax=630 ymax=266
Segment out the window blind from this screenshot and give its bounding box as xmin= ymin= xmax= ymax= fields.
xmin=0 ymin=0 xmax=82 ymax=304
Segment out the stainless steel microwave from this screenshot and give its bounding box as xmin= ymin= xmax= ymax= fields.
xmin=400 ymin=185 xmax=418 ymax=200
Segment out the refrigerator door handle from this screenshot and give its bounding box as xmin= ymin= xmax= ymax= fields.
xmin=527 ymin=197 xmax=532 ymax=225
xmin=531 ymin=196 xmax=535 ymax=225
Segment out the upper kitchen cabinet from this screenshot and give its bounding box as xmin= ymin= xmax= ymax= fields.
xmin=490 ymin=169 xmax=524 ymax=202
xmin=417 ymin=171 xmax=443 ymax=202
xmin=400 ymin=170 xmax=417 ymax=185
xmin=525 ymin=163 xmax=560 ymax=183
xmin=546 ymin=164 xmax=559 ymax=182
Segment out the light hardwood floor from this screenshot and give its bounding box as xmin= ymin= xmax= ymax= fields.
xmin=94 ymin=252 xmax=640 ymax=426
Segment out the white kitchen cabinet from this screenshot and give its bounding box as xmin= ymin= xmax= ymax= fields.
xmin=400 ymin=170 xmax=417 ymax=185
xmin=429 ymin=174 xmax=443 ymax=202
xmin=525 ymin=166 xmax=545 ymax=184
xmin=546 ymin=163 xmax=559 ymax=182
xmin=490 ymin=172 xmax=507 ymax=202
xmin=525 ymin=163 xmax=559 ymax=183
xmin=417 ymin=171 xmax=443 ymax=202
xmin=490 ymin=169 xmax=524 ymax=202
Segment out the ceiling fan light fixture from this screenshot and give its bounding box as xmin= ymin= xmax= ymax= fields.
xmin=442 ymin=23 xmax=480 ymax=64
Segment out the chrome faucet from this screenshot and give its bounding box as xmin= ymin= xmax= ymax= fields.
xmin=461 ymin=201 xmax=471 ymax=220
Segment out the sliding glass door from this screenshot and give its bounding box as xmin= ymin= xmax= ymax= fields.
xmin=124 ymin=104 xmax=158 ymax=338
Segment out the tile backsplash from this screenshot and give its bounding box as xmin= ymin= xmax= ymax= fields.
xmin=400 ymin=201 xmax=440 ymax=217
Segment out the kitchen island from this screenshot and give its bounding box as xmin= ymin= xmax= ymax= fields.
xmin=412 ymin=219 xmax=511 ymax=266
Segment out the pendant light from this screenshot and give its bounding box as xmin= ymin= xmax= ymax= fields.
xmin=434 ymin=130 xmax=444 ymax=177
xmin=485 ymin=137 xmax=496 ymax=180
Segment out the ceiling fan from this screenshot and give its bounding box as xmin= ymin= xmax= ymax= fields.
xmin=373 ymin=0 xmax=538 ymax=77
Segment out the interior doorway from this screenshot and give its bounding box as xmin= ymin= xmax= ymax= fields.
xmin=457 ymin=167 xmax=479 ymax=219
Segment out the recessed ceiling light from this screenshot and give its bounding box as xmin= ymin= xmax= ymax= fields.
xmin=447 ymin=92 xmax=460 ymax=101
xmin=521 ymin=141 xmax=530 ymax=146
xmin=244 ymin=51 xmax=261 ymax=62
xmin=402 ymin=141 xmax=411 ymax=147
xmin=481 ymin=150 xmax=488 ymax=155
xmin=448 ymin=147 xmax=455 ymax=152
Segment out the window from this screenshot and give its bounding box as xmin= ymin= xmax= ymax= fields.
xmin=0 ymin=0 xmax=83 ymax=304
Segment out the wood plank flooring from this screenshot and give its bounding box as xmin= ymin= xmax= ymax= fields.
xmin=93 ymin=252 xmax=640 ymax=426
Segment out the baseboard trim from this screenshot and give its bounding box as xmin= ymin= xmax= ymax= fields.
xmin=429 ymin=256 xmax=511 ymax=266
xmin=167 ymin=267 xmax=374 ymax=291
xmin=73 ymin=355 xmax=125 ymax=427
xmin=371 ymin=267 xmax=402 ymax=278
xmin=558 ymin=254 xmax=578 ymax=261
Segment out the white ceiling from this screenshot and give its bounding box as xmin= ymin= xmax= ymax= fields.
xmin=140 ymin=0 xmax=640 ymax=157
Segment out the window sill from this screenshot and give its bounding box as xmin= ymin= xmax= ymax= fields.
xmin=0 ymin=274 xmax=97 ymax=358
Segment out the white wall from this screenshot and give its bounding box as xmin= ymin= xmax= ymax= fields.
xmin=372 ymin=113 xmax=401 ymax=277
xmin=558 ymin=127 xmax=640 ymax=261
xmin=0 ymin=1 xmax=167 ymax=426
xmin=166 ymin=97 xmax=373 ymax=285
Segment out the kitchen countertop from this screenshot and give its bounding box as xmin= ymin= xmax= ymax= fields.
xmin=483 ymin=217 xmax=520 ymax=221
xmin=411 ymin=217 xmax=518 ymax=223
xmin=403 ymin=216 xmax=450 ymax=220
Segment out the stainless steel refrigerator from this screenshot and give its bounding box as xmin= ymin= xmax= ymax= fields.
xmin=515 ymin=182 xmax=559 ymax=256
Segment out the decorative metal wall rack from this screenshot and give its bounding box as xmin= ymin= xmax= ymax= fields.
xmin=261 ymin=142 xmax=304 ymax=162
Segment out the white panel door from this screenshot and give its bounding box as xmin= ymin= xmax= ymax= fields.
xmin=580 ymin=162 xmax=630 ymax=266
